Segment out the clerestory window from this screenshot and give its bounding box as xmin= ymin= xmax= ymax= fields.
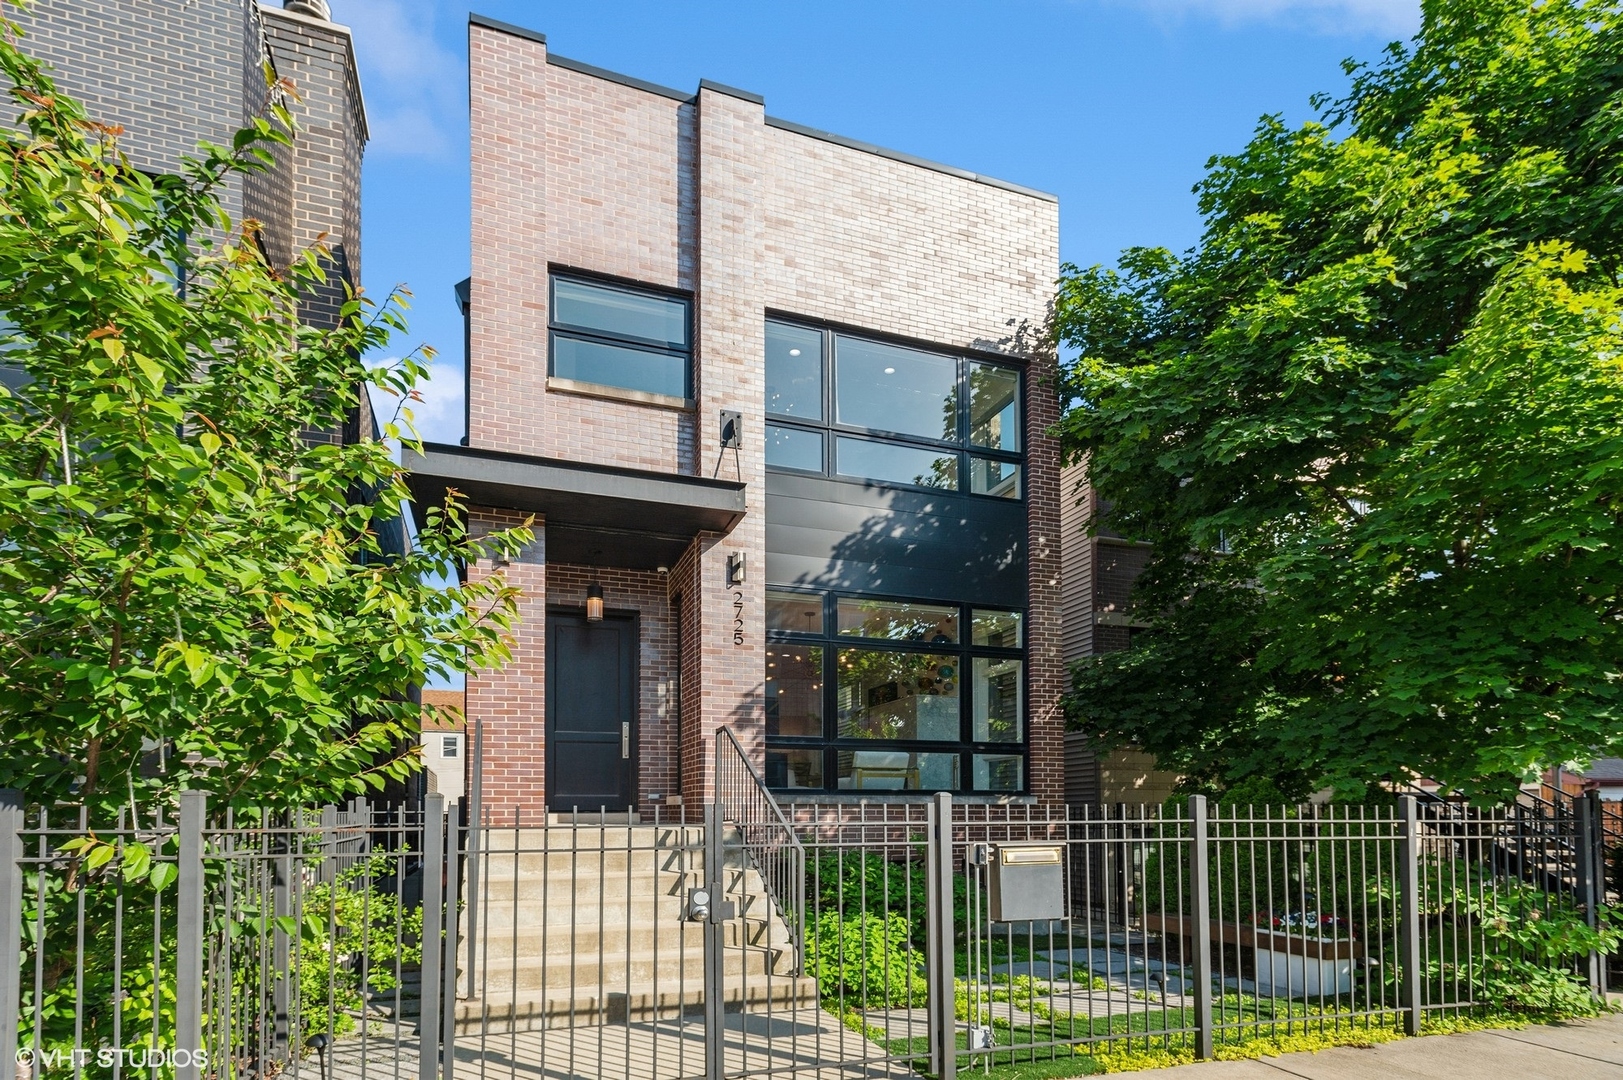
xmin=764 ymin=319 xmax=1023 ymax=498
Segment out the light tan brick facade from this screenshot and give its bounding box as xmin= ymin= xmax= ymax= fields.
xmin=455 ymin=15 xmax=1062 ymax=818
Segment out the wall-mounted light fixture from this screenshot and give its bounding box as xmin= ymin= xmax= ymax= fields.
xmin=726 ymin=552 xmax=746 ymax=587
xmin=586 ymin=583 xmax=604 ymax=622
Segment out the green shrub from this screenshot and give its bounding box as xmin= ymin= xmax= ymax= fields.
xmin=807 ymin=909 xmax=927 ymax=1008
xmin=1449 ymin=880 xmax=1620 ymax=1016
xmin=808 ymin=849 xmax=967 ymax=947
xmin=275 ymin=851 xmax=424 ymax=1038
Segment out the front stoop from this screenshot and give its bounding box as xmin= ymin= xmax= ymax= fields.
xmin=454 ymin=825 xmax=816 ymax=1032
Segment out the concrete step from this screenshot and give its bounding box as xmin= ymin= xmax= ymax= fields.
xmin=468 ymin=847 xmax=752 ymax=878
xmin=471 ymin=880 xmax=781 ymax=919
xmin=453 ymin=821 xmax=805 ymax=1032
xmin=451 ymin=975 xmax=820 ymax=1032
xmin=469 ymin=868 xmax=773 ymax=913
xmin=473 ymin=825 xmax=713 ymax=850
xmin=464 ymin=914 xmax=792 ymax=960
xmin=465 ymin=944 xmax=795 ymax=993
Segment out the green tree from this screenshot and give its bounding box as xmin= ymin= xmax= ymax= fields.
xmin=0 ymin=22 xmax=529 ymax=815
xmin=1057 ymin=0 xmax=1623 ymax=801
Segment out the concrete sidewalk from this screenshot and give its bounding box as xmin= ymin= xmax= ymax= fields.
xmin=1146 ymin=1013 xmax=1623 ymax=1079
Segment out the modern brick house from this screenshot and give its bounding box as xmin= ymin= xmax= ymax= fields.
xmin=406 ymin=13 xmax=1064 ymax=816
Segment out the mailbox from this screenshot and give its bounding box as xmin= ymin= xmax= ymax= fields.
xmin=989 ymin=844 xmax=1065 ymax=923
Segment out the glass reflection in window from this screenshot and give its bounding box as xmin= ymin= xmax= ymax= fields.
xmin=766 ymin=645 xmax=823 ymax=737
xmin=972 ymin=658 xmax=1022 ymax=743
xmin=968 ymin=362 xmax=1020 ymax=452
xmin=968 ymin=457 xmax=1020 ymax=499
xmin=553 ymin=277 xmax=688 ymax=348
xmin=766 ymin=748 xmax=824 ymax=789
xmin=552 ymin=336 xmax=687 ymax=400
xmin=836 ymin=437 xmax=957 ymax=490
xmin=837 ymin=599 xmax=958 ymax=644
xmin=973 ymin=754 xmax=1022 ymax=792
xmin=766 ymin=321 xmax=823 ymax=420
xmin=972 ymin=610 xmax=1023 ymax=649
xmin=837 ymin=749 xmax=959 ymax=791
xmin=836 ymin=649 xmax=960 ymax=742
xmin=835 ymin=336 xmax=958 ymax=441
xmin=766 ymin=590 xmax=823 ymax=635
xmin=766 ymin=424 xmax=823 ymax=472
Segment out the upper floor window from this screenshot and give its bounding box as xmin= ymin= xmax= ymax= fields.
xmin=765 ymin=319 xmax=1023 ymax=498
xmin=550 ymin=275 xmax=691 ymax=401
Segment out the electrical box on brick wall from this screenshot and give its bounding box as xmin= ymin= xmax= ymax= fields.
xmin=420 ymin=731 xmax=465 ymax=800
xmin=989 ymin=844 xmax=1065 ymax=923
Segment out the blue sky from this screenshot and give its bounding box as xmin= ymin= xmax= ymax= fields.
xmin=332 ymin=0 xmax=1420 ymax=444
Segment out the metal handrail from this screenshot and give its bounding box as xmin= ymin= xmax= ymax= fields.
xmin=714 ymin=726 xmax=807 ymax=972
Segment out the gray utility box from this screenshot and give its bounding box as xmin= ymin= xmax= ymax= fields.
xmin=989 ymin=844 xmax=1066 ymax=923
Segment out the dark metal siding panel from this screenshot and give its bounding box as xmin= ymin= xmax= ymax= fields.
xmin=764 ymin=471 xmax=1025 ymax=608
xmin=1059 ymin=462 xmax=1093 ymax=664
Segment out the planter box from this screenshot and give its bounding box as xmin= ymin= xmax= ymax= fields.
xmin=1144 ymin=914 xmax=1361 ymax=998
xmin=1255 ymin=947 xmax=1354 ymax=998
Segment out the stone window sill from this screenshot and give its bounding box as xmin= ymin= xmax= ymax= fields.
xmin=547 ymin=376 xmax=694 ymax=411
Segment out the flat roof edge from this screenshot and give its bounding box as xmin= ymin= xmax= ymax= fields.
xmin=764 ymin=115 xmax=1058 ymax=203
xmin=467 ymin=12 xmax=546 ymax=46
xmin=547 ymin=53 xmax=693 ymax=103
xmin=698 ymin=78 xmax=764 ymax=106
xmin=463 ymin=17 xmax=1057 ymax=203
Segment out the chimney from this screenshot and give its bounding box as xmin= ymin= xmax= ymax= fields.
xmin=283 ymin=0 xmax=331 ymax=19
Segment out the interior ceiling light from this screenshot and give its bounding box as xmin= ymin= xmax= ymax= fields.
xmin=884 ymin=367 xmax=896 ymax=374
xmin=788 ymin=348 xmax=801 ymax=356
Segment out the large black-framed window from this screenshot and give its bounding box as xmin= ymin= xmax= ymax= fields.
xmin=549 ymin=273 xmax=692 ymax=401
xmin=763 ymin=587 xmax=1027 ymax=794
xmin=765 ymin=319 xmax=1024 ymax=499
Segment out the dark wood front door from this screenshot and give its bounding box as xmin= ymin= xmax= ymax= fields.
xmin=546 ymin=610 xmax=636 ymax=813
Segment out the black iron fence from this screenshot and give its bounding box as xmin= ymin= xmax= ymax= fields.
xmin=1 ymin=760 xmax=1616 ymax=1080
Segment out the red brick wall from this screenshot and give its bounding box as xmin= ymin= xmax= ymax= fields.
xmin=679 ymin=85 xmax=770 ymax=802
xmin=465 ymin=507 xmax=546 ymax=821
xmin=759 ymin=122 xmax=1058 ymax=351
xmin=669 ymin=539 xmax=706 ymax=805
xmin=468 ymin=26 xmax=696 ymax=473
xmin=1025 ymin=354 xmax=1065 ymax=805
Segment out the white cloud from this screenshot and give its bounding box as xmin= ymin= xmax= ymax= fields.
xmin=1118 ymin=0 xmax=1419 ymax=36
xmin=366 ymin=357 xmax=466 ymax=446
xmin=328 ymin=0 xmax=464 ymax=159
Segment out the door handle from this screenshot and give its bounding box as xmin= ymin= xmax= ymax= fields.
xmin=621 ymin=722 xmax=631 ymax=759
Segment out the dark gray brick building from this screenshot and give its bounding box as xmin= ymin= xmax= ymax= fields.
xmin=10 ymin=0 xmax=367 ymax=342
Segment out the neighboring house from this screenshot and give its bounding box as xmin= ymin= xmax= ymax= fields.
xmin=5 ymin=0 xmax=368 ymax=439
xmin=1583 ymin=760 xmax=1623 ymax=801
xmin=1545 ymin=760 xmax=1623 ymax=802
xmin=420 ymin=688 xmax=467 ymax=801
xmin=405 ymin=13 xmax=1065 ymax=816
xmin=1059 ymin=463 xmax=1182 ymax=807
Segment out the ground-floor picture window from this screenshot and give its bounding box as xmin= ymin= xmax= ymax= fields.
xmin=763 ymin=588 xmax=1025 ymax=794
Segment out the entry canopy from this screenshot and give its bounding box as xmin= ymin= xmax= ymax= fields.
xmin=403 ymin=442 xmax=747 ymax=569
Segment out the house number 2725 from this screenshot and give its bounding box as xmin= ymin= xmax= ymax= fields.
xmin=732 ymin=591 xmax=744 ymax=645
